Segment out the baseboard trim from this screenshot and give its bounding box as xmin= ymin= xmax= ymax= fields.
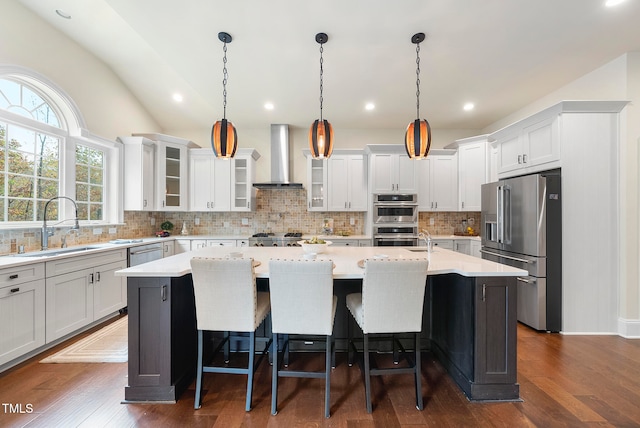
xmin=617 ymin=317 xmax=640 ymax=338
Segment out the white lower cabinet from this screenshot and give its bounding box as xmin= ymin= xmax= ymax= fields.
xmin=330 ymin=239 xmax=359 ymax=247
xmin=470 ymin=240 xmax=481 ymax=258
xmin=45 ymin=250 xmax=127 ymax=343
xmin=0 ymin=264 xmax=46 ymax=367
xmin=453 ymin=240 xmax=471 ymax=255
xmin=162 ymin=241 xmax=175 ymax=257
xmin=191 ymin=239 xmax=236 ymax=250
xmin=174 ymin=239 xmax=191 ymax=254
xmin=431 ymin=239 xmax=454 ymax=250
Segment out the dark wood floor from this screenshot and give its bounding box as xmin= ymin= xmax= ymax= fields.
xmin=2 ymin=316 xmax=640 ymax=427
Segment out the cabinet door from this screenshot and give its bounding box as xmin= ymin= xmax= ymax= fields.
xmin=307 ymin=157 xmax=328 ymax=211
xmin=347 ymin=155 xmax=368 ymax=211
xmin=497 ymin=133 xmax=522 ymax=175
xmin=417 ymin=158 xmax=432 ymax=210
xmin=328 ymin=156 xmax=349 ymax=211
xmin=94 ymin=260 xmax=127 ymax=319
xmin=396 ymin=155 xmax=418 ymax=193
xmin=432 ymin=239 xmax=454 ymax=250
xmin=431 ymin=155 xmax=458 ymax=211
xmin=522 ymin=116 xmax=559 ymax=169
xmin=474 ymin=277 xmax=517 ymax=385
xmin=157 ymin=143 xmax=188 ymax=211
xmin=189 ymin=154 xmax=213 ymax=211
xmin=141 ymin=143 xmax=156 ymax=210
xmin=370 ymin=154 xmax=394 ymax=193
xmin=0 ymin=279 xmax=45 ymax=366
xmin=206 ymin=240 xmax=236 ymax=247
xmin=458 ymin=143 xmax=485 ymax=211
xmin=454 ymin=240 xmax=470 ymax=255
xmin=163 ymin=241 xmax=175 ymax=257
xmin=231 ymin=155 xmax=256 ymax=211
xmin=174 ymin=239 xmax=191 ymax=254
xmin=213 ymin=158 xmax=231 ymax=211
xmin=46 ymin=268 xmax=94 ymax=342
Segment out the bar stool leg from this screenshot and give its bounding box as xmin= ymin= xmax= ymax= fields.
xmin=245 ymin=331 xmax=256 ymax=411
xmin=364 ymin=333 xmax=372 ymax=413
xmin=223 ymin=331 xmax=230 ymax=363
xmin=271 ymin=332 xmax=279 ymax=415
xmin=415 ymin=332 xmax=423 ymax=410
xmin=325 ymin=334 xmax=331 ymax=418
xmin=393 ymin=333 xmax=399 ymax=364
xmin=195 ymin=330 xmax=204 ymax=409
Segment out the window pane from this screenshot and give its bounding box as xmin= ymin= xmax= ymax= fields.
xmin=40 ymin=199 xmax=58 ymax=222
xmin=90 ymin=203 xmax=102 ymax=220
xmin=0 ymin=123 xmax=6 ymax=147
xmin=89 ymin=149 xmax=103 ymax=168
xmin=76 ymin=183 xmax=88 ymax=201
xmin=0 ymin=148 xmax=4 ymax=172
xmin=8 ymin=151 xmax=34 ymax=174
xmin=76 ymin=164 xmax=88 ymax=183
xmin=37 ymin=178 xmax=58 ymax=200
xmin=37 ymin=155 xmax=58 ymax=179
xmin=0 ymin=174 xmax=4 ymax=196
xmin=77 ymin=202 xmax=88 ymax=220
xmin=0 ymin=79 xmax=20 ymax=106
xmin=89 ymin=168 xmax=103 ymax=185
xmin=7 ymin=174 xmax=34 ymax=198
xmin=7 ymin=126 xmax=35 ymax=153
xmin=76 ymin=145 xmax=89 ymax=165
xmin=89 ymin=185 xmax=103 ymax=202
xmin=36 ymin=134 xmax=59 ymax=158
xmin=7 ymin=199 xmax=34 ymax=221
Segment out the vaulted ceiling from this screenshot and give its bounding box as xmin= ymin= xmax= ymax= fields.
xmin=18 ymin=0 xmax=640 ymax=132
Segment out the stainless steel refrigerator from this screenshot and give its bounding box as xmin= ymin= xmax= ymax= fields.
xmin=480 ymin=171 xmax=561 ymax=332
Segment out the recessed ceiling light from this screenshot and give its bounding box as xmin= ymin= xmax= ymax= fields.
xmin=605 ymin=0 xmax=625 ymax=7
xmin=463 ymin=102 xmax=475 ymax=111
xmin=172 ymin=93 xmax=183 ymax=103
xmin=365 ymin=102 xmax=375 ymax=111
xmin=55 ymin=9 xmax=72 ymax=19
xmin=264 ymin=102 xmax=274 ymax=110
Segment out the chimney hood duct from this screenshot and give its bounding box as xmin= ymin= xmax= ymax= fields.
xmin=253 ymin=124 xmax=303 ymax=189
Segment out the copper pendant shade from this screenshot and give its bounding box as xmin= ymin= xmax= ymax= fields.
xmin=211 ymin=31 xmax=238 ymax=159
xmin=309 ymin=119 xmax=333 ymax=159
xmin=405 ymin=33 xmax=432 ymax=160
xmin=211 ymin=118 xmax=238 ymax=159
xmin=309 ymin=33 xmax=334 ymax=159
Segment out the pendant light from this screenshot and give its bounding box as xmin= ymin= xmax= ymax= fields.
xmin=309 ymin=32 xmax=334 ymax=159
xmin=405 ymin=32 xmax=432 ymax=160
xmin=211 ymin=31 xmax=238 ymax=159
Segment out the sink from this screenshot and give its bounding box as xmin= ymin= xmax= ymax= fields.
xmin=12 ymin=246 xmax=103 ymax=258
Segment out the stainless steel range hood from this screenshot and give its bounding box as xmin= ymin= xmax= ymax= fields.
xmin=253 ymin=124 xmax=303 ymax=189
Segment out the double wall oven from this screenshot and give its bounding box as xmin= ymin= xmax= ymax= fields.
xmin=372 ymin=194 xmax=419 ymax=246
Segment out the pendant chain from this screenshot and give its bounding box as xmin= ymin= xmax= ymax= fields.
xmin=415 ymin=43 xmax=421 ymax=119
xmin=222 ymin=41 xmax=228 ymax=119
xmin=319 ymin=43 xmax=324 ymax=121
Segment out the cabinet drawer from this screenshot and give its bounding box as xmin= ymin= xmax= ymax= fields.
xmin=0 ymin=263 xmax=45 ymax=287
xmin=46 ymin=249 xmax=127 ymax=278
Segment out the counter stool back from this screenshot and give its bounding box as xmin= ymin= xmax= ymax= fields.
xmin=268 ymin=259 xmax=337 ymax=418
xmin=190 ymin=257 xmax=271 ymax=411
xmin=346 ymin=258 xmax=429 ymax=413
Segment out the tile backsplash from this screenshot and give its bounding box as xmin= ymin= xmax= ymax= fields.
xmin=0 ymin=188 xmax=480 ymax=255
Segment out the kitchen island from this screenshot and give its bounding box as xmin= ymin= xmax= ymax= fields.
xmin=116 ymin=246 xmax=526 ymax=403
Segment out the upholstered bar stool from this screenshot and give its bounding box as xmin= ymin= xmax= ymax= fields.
xmin=346 ymin=258 xmax=429 ymax=413
xmin=190 ymin=257 xmax=271 ymax=411
xmin=268 ymin=259 xmax=337 ymax=418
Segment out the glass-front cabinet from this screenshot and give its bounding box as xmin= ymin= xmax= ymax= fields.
xmin=231 ymin=149 xmax=260 ymax=212
xmin=306 ymin=156 xmax=328 ymax=211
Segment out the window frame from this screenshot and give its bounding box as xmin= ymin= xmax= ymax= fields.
xmin=0 ymin=68 xmax=123 ymax=229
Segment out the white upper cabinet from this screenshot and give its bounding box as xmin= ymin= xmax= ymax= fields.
xmin=417 ymin=151 xmax=458 ymax=211
xmin=231 ymin=149 xmax=260 ymax=211
xmin=327 ymin=154 xmax=368 ymax=211
xmin=305 ymin=156 xmax=328 ymax=211
xmin=119 ymin=136 xmax=156 ymax=211
xmin=189 ymin=148 xmax=259 ymax=212
xmin=189 ymin=148 xmax=231 ymax=211
xmin=491 ymin=112 xmax=561 ymax=178
xmin=366 ymin=145 xmax=418 ymax=194
xmin=132 ymin=133 xmax=197 ymax=211
xmin=455 ymin=136 xmax=489 ymax=211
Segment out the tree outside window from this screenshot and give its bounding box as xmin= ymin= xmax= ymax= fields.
xmin=75 ymin=144 xmax=104 ymax=221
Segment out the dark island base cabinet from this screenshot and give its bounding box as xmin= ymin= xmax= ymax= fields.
xmin=124 ymin=275 xmax=197 ymax=402
xmin=430 ymin=274 xmax=519 ymax=401
xmin=123 ymin=273 xmax=518 ymax=402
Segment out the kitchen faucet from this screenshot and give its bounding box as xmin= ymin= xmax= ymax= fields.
xmin=418 ymin=229 xmax=432 ymax=252
xmin=42 ymin=196 xmax=80 ymax=251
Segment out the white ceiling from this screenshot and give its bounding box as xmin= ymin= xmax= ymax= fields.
xmin=17 ymin=0 xmax=640 ymax=133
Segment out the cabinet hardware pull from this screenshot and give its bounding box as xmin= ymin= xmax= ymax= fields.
xmin=89 ymin=273 xmax=94 ymax=284
xmin=161 ymin=285 xmax=168 ymax=301
xmin=349 ymin=202 xmax=351 ymax=209
xmin=482 ymin=284 xmax=486 ymax=302
xmin=435 ymin=201 xmax=438 ymax=209
xmin=247 ymin=202 xmax=250 ymax=209
xmin=9 ymin=274 xmax=19 ymax=279
xmin=143 ymin=200 xmax=147 ymax=207
xmin=479 ymin=249 xmax=532 ymax=264
xmin=517 ymin=277 xmax=536 ymax=284
xmin=522 ymin=154 xmax=527 ymax=163
xmin=462 ymin=201 xmax=464 ymax=209
xmin=10 ymin=287 xmax=20 ymax=293
xmin=96 ymin=272 xmax=101 ymax=282
xmin=518 ymin=155 xmax=522 ymax=164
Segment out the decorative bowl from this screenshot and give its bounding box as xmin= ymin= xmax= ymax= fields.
xmin=298 ymin=240 xmax=332 ymax=254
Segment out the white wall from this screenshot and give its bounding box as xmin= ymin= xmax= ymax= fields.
xmin=0 ymin=1 xmax=159 ymax=140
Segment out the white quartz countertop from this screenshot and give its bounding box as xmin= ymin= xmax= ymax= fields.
xmin=115 ymin=245 xmax=526 ymax=279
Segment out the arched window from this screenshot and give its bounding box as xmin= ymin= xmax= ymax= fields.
xmin=0 ymin=67 xmax=120 ymax=226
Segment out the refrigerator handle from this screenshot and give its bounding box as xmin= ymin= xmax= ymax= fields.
xmin=497 ymin=185 xmax=504 ymax=243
